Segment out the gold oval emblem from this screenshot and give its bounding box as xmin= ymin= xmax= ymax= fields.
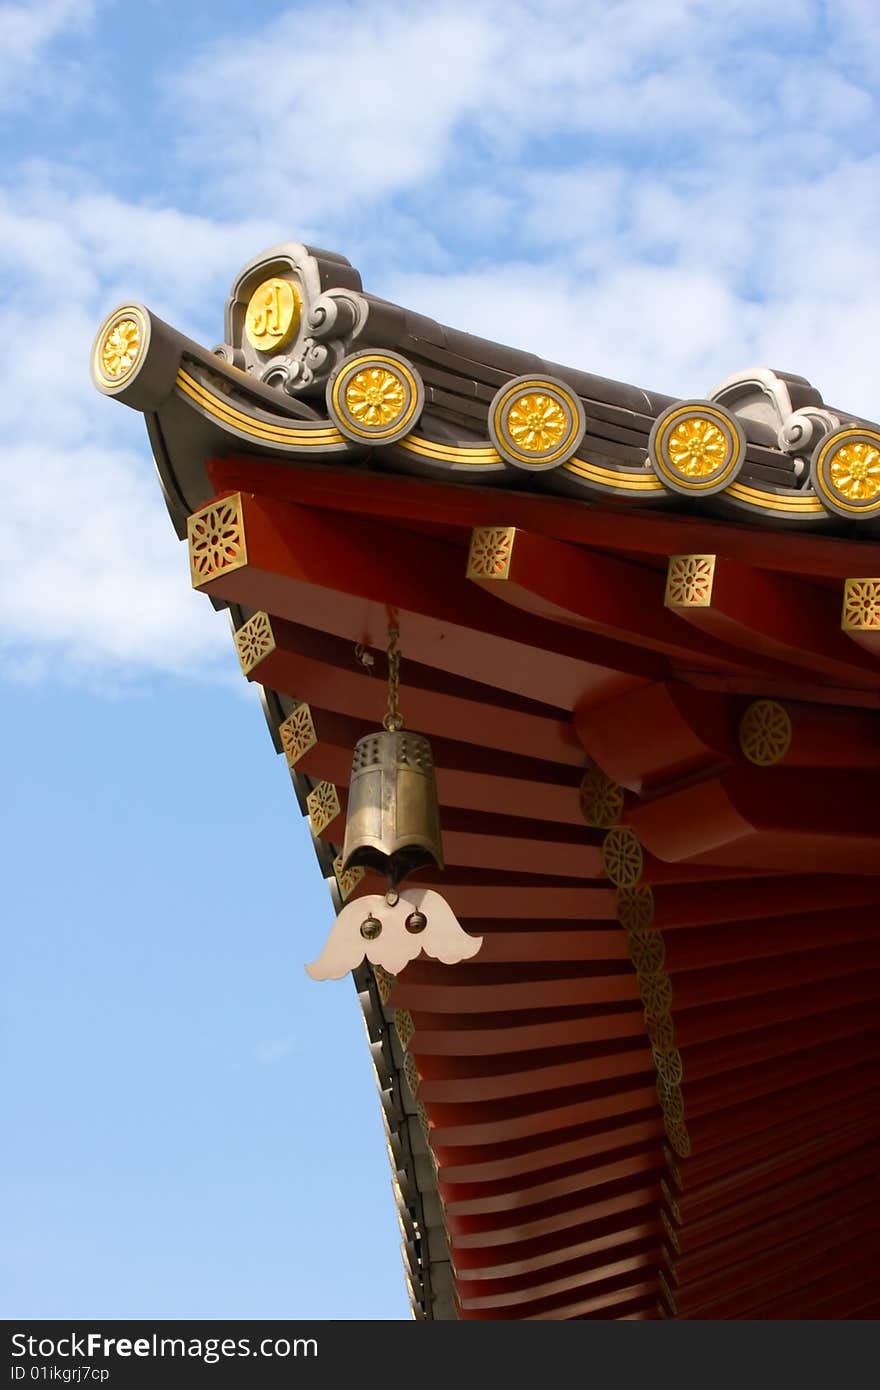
xmin=244 ymin=277 xmax=300 ymax=353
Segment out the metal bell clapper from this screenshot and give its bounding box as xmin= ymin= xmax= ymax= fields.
xmin=305 ymin=627 xmax=481 ymax=981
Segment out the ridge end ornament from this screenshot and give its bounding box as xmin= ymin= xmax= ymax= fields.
xmin=221 ymin=242 xmax=369 ymax=395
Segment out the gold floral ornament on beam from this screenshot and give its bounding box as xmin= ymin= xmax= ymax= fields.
xmin=579 ymin=763 xmax=625 ymax=829
xmin=649 ymin=401 xmax=745 ymax=496
xmin=234 ymin=611 xmax=276 ymax=675
xmin=327 ymin=350 xmax=424 ymax=445
xmin=279 ymin=703 xmax=317 ymax=768
xmin=739 ymin=699 xmax=792 ymax=767
xmin=842 ymin=578 xmax=880 ymax=632
xmin=466 ymin=526 xmax=516 ymax=581
xmin=812 ymin=427 xmax=880 ymax=519
xmin=187 ymin=495 xmax=247 ymax=588
xmin=601 ymin=826 xmax=644 ymax=887
xmin=665 ymin=554 xmax=716 ymax=608
xmin=489 ymin=375 xmax=586 ymax=470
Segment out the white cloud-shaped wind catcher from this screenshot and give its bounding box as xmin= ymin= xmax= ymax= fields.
xmin=305 ymin=889 xmax=482 ymax=981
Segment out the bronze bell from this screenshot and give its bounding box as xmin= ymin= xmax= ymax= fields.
xmin=341 ymin=729 xmax=443 ymax=886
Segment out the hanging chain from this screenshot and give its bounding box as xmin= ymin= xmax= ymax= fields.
xmin=383 ymin=626 xmax=404 ymax=731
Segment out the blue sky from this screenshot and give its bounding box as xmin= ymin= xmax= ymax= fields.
xmin=1 ymin=0 xmax=878 ymax=1319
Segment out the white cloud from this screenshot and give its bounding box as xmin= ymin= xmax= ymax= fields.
xmin=1 ymin=0 xmax=878 ymax=689
xmin=0 ymin=178 xmax=286 ymax=684
xmin=171 ymin=2 xmax=495 ymax=218
xmin=0 ymin=0 xmax=96 ymax=110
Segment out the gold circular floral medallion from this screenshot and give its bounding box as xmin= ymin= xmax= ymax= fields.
xmin=739 ymin=699 xmax=792 ymax=767
xmin=579 ymin=763 xmax=624 ymax=828
xmin=328 ymin=351 xmax=424 ymax=444
xmin=489 ymin=375 xmax=586 ymax=470
xmin=344 ymin=367 xmax=406 ymax=429
xmin=601 ymin=826 xmax=643 ymax=887
xmin=812 ymin=428 xmax=880 ymax=518
xmin=649 ymin=401 xmax=745 ymax=495
xmin=91 ymin=304 xmax=149 ymax=392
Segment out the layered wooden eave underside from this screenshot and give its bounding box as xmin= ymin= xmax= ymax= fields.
xmin=183 ymin=473 xmax=880 ymax=1321
xmin=93 ymin=247 xmax=880 ymax=1319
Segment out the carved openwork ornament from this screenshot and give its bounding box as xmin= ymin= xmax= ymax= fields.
xmin=664 ymin=554 xmax=716 ymax=608
xmin=660 ymin=1207 xmax=681 ymax=1255
xmin=416 ymin=1099 xmax=433 ymax=1147
xmin=327 ymin=350 xmax=424 ymax=444
xmin=234 ymin=611 xmax=276 ymax=674
xmin=579 ymin=763 xmax=625 ymax=829
xmin=306 ymin=780 xmax=341 ymax=836
xmin=489 ymin=375 xmax=586 ymax=470
xmin=640 ymin=970 xmax=674 ymax=1024
xmin=244 ymin=276 xmax=301 ymax=353
xmin=647 ymin=1012 xmax=675 ymax=1050
xmin=616 ymin=883 xmax=655 ymax=932
xmin=842 ymin=578 xmax=880 ymax=631
xmin=658 ymin=1270 xmax=679 ymax=1316
xmin=739 ymin=699 xmax=792 ymax=767
xmin=372 ymin=963 xmax=396 ymax=1005
xmin=660 ymin=1175 xmax=683 ymax=1221
xmin=628 ymin=927 xmax=666 ymax=977
xmin=403 ymin=1050 xmax=421 ymax=1098
xmin=279 ymin=703 xmax=317 ymax=768
xmin=305 ymin=888 xmax=482 ymax=980
xmin=91 ymin=304 xmax=149 ymax=394
xmin=663 ymin=1146 xmax=685 ymax=1193
xmin=467 ymin=526 xmax=516 ymax=581
xmin=601 ymin=826 xmax=644 ymax=887
xmin=656 ymin=1074 xmax=685 ymax=1126
xmin=812 ymin=428 xmax=880 ymax=518
xmin=332 ymin=852 xmax=365 ymax=902
xmin=394 ymin=1008 xmax=415 ymax=1051
xmin=649 ymin=401 xmax=745 ymax=496
xmin=187 ymin=495 xmax=247 ymax=588
xmin=653 ymin=1043 xmax=684 ymax=1087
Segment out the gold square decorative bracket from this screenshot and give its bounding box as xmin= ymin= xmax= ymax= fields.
xmin=466 ymin=526 xmax=516 ymax=581
xmin=332 ymin=851 xmax=365 ymax=902
xmin=306 ymin=780 xmax=341 ymax=836
xmin=664 ymin=554 xmax=716 ymax=609
xmin=280 ymin=702 xmax=317 ymax=768
xmin=394 ymin=1008 xmax=415 ymax=1051
xmin=187 ymin=494 xmax=247 ymax=589
xmin=842 ymin=578 xmax=880 ymax=631
xmin=234 ymin=611 xmax=276 ymax=674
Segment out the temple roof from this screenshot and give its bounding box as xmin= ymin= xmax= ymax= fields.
xmin=92 ymin=242 xmax=880 ymax=1320
xmin=93 ymin=241 xmax=880 ymax=544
